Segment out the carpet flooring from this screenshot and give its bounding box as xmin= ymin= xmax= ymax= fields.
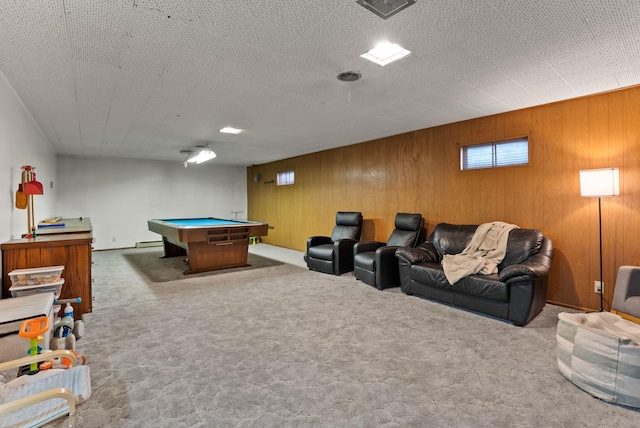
xmin=47 ymin=245 xmax=638 ymax=427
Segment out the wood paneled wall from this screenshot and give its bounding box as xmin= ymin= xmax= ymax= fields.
xmin=247 ymin=86 xmax=640 ymax=311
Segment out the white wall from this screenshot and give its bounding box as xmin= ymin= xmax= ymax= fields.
xmin=0 ymin=71 xmax=57 ymax=243
xmin=57 ymin=156 xmax=248 ymax=250
xmin=1 ymin=70 xmax=248 ymax=250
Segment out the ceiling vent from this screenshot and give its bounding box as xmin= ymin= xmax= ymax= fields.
xmin=356 ymin=0 xmax=416 ymax=20
xmin=337 ymin=71 xmax=362 ymax=82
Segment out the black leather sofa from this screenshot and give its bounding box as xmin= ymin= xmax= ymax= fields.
xmin=395 ymin=223 xmax=554 ymax=326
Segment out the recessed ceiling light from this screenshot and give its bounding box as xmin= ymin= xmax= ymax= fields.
xmin=361 ymin=42 xmax=411 ymax=66
xmin=219 ymin=127 xmax=243 ymax=134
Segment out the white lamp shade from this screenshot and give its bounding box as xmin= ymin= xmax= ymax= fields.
xmin=579 ymin=168 xmax=620 ymax=197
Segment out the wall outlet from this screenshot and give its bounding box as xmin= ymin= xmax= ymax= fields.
xmin=594 ymin=281 xmax=603 ymax=294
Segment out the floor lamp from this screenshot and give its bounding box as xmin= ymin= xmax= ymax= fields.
xmin=579 ymin=167 xmax=620 ymax=312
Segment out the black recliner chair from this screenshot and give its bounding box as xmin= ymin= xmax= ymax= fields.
xmin=304 ymin=211 xmax=363 ymax=275
xmin=353 ymin=213 xmax=424 ymax=289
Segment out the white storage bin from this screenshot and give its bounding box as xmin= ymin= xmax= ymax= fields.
xmin=8 ymin=265 xmax=64 ymax=286
xmin=9 ymin=279 xmax=65 ymax=299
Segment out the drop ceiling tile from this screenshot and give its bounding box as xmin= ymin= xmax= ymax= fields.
xmin=452 ymin=89 xmax=500 ymax=109
xmin=194 ymin=1 xmax=271 ymax=41
xmin=133 ymin=0 xmax=205 ymax=23
xmin=533 ymin=86 xmax=579 ymax=104
xmin=488 ymin=0 xmax=592 ymax=52
xmin=570 ymin=76 xmax=623 ymax=96
xmin=501 ymin=95 xmax=541 ymax=110
xmin=578 ymin=0 xmax=640 ymax=41
xmin=475 ymin=101 xmax=511 ymax=115
xmin=615 ymin=69 xmax=640 ymax=87
xmin=239 ymin=0 xmax=344 ymax=52
xmin=1 ymin=1 xmax=639 ymax=165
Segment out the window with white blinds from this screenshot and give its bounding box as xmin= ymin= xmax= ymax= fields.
xmin=276 ymin=170 xmax=294 ymax=186
xmin=460 ymin=137 xmax=528 ymax=170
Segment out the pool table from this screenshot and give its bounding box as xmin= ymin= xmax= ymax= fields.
xmin=147 ymin=217 xmax=269 ymax=274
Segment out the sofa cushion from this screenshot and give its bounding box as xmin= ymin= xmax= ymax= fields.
xmin=353 ymin=252 xmax=375 ymax=270
xmin=411 ymin=262 xmax=449 ymax=289
xmin=307 ymin=243 xmax=334 ymax=261
xmin=498 ymin=229 xmax=544 ymax=271
xmin=451 ymin=274 xmax=509 ymax=302
xmin=388 ymin=230 xmax=417 ymax=247
xmin=430 ymin=224 xmax=477 ymax=259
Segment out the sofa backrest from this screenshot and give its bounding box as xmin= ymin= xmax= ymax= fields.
xmin=330 ymin=211 xmax=363 ymax=242
xmin=498 ymin=228 xmax=544 ymax=270
xmin=428 ymin=223 xmax=545 ymax=269
xmin=428 ymin=223 xmax=477 ymax=259
xmin=387 ymin=213 xmax=424 ymax=247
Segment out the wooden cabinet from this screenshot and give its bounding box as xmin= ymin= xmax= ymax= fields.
xmin=2 ymin=219 xmax=93 ymax=317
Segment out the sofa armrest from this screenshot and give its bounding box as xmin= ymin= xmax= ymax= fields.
xmin=376 ymin=246 xmax=403 ymax=288
xmin=336 ymin=238 xmax=359 ymax=250
xmin=354 ymin=241 xmax=385 ymax=256
xmin=307 ymin=236 xmax=332 ymax=250
xmin=377 ymin=245 xmax=402 ymax=267
xmin=334 ymin=239 xmax=359 ymax=275
xmin=499 ymin=254 xmax=552 ymax=284
xmin=395 ymin=244 xmax=436 ymax=265
xmin=499 ymin=237 xmax=553 ymax=284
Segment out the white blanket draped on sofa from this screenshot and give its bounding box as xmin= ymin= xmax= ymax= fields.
xmin=442 ymin=221 xmax=518 ymax=285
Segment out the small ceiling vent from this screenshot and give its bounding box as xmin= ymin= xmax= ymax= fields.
xmin=356 ymin=0 xmax=416 ymax=20
xmin=337 ymin=71 xmax=362 ymax=82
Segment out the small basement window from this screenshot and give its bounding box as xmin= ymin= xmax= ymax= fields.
xmin=460 ymin=137 xmax=528 ymax=170
xmin=276 ymin=170 xmax=294 ymax=186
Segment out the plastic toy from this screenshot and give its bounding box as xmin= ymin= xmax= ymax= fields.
xmin=53 ymin=297 xmax=85 ymax=340
xmin=18 ymin=316 xmax=49 ymax=374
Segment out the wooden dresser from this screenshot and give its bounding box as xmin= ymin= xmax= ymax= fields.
xmin=1 ymin=218 xmax=93 ymax=317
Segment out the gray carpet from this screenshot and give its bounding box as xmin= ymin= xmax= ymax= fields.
xmin=122 ymin=250 xmax=283 ymax=282
xmin=55 ymin=247 xmax=638 ymax=427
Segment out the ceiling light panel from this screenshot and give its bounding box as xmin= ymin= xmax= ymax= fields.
xmin=361 ymin=42 xmax=411 ymax=66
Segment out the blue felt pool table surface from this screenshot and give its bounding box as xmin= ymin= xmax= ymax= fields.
xmin=161 ymin=218 xmax=251 ymax=227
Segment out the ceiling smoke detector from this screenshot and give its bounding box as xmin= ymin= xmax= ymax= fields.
xmin=356 ymin=0 xmax=416 ymax=20
xmin=337 ymin=71 xmax=362 ymax=82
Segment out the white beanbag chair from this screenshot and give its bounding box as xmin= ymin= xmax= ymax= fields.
xmin=556 ymin=311 xmax=640 ymax=408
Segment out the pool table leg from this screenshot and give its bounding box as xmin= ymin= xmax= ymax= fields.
xmin=161 ymin=237 xmax=187 ymax=258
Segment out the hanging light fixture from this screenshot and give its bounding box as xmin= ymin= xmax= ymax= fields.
xmin=188 ymin=149 xmax=216 ymax=164
xmin=180 ymin=150 xmax=193 ymax=167
xmin=180 ymin=147 xmax=216 ymax=167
